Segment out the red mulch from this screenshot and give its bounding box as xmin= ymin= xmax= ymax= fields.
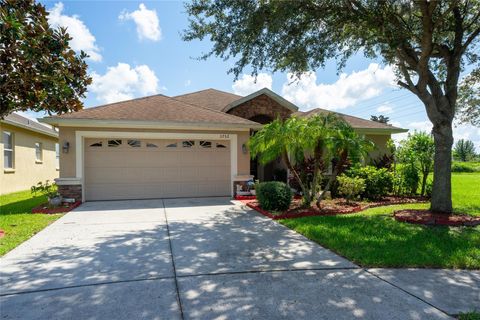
xmin=234 ymin=195 xmax=257 ymax=200
xmin=0 ymin=229 xmax=4 ymax=238
xmin=240 ymin=196 xmax=428 ymax=220
xmin=394 ymin=209 xmax=480 ymax=227
xmin=32 ymin=201 xmax=81 ymax=214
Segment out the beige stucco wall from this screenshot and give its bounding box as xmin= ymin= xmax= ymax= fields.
xmin=365 ymin=133 xmax=391 ymax=161
xmin=0 ymin=123 xmax=59 ymax=194
xmin=58 ymin=126 xmax=251 ymax=179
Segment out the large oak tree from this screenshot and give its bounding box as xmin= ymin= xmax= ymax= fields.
xmin=184 ymin=0 xmax=480 ymax=213
xmin=0 ymin=0 xmax=91 ymax=118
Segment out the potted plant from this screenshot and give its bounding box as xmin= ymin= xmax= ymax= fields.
xmin=247 ymin=179 xmax=258 ymax=195
xmin=31 ymin=180 xmax=62 ymax=207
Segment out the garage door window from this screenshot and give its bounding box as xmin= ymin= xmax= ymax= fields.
xmin=108 ymin=139 xmax=122 ymax=147
xmin=90 ymin=141 xmax=103 ymax=147
xmin=216 ymin=143 xmax=227 ymax=149
xmin=200 ymin=141 xmax=212 ymax=148
xmin=127 ymin=139 xmax=141 ymax=147
xmin=182 ymin=140 xmax=195 ymax=148
xmin=146 ymin=142 xmax=158 ymax=148
xmin=166 ymin=142 xmax=177 ymax=148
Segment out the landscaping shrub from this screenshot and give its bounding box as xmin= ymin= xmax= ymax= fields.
xmin=346 ymin=166 xmax=393 ymax=200
xmin=337 ymin=175 xmax=365 ymax=203
xmin=452 ymin=162 xmax=478 ymax=172
xmin=398 ymin=164 xmax=420 ymax=195
xmin=256 ymin=181 xmax=292 ymax=211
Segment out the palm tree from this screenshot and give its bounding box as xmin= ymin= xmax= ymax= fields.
xmin=316 ymin=123 xmax=374 ymax=207
xmin=250 ymin=113 xmax=373 ymax=208
xmin=249 ymin=117 xmax=314 ymax=204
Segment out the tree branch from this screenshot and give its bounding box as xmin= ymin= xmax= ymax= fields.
xmin=462 ymin=27 xmax=480 ymax=53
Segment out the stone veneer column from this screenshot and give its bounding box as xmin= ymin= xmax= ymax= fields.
xmin=55 ymin=178 xmax=82 ymax=202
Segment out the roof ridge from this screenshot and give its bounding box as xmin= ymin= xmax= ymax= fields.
xmin=173 ymin=88 xmax=243 ymax=99
xmin=168 ymin=95 xmax=258 ymax=124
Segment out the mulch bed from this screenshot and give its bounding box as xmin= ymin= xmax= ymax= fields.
xmin=394 ymin=209 xmax=480 ymax=227
xmin=32 ymin=201 xmax=81 ymax=214
xmin=239 ymin=196 xmax=428 ymax=220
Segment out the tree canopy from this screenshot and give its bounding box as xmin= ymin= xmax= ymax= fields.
xmin=453 ymin=139 xmax=477 ymax=161
xmin=184 ymin=0 xmax=480 ymax=213
xmin=0 ymin=0 xmax=91 ymax=118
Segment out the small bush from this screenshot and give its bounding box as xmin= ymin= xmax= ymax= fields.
xmin=347 ymin=165 xmax=393 ymax=200
xmin=399 ymin=164 xmax=420 ymax=195
xmin=337 ymin=175 xmax=365 ymax=203
xmin=256 ymin=181 xmax=292 ymax=212
xmin=451 ymin=162 xmax=478 ymax=172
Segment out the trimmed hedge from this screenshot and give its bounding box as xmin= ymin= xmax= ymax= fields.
xmin=256 ymin=181 xmax=292 ymax=212
xmin=451 ymin=162 xmax=478 ymax=172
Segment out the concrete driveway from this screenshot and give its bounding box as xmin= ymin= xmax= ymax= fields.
xmin=0 ymin=198 xmax=474 ymax=319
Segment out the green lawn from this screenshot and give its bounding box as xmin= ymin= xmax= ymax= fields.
xmin=280 ymin=172 xmax=480 ymax=269
xmin=0 ymin=190 xmax=63 ymax=256
xmin=451 ymin=173 xmax=480 ymax=215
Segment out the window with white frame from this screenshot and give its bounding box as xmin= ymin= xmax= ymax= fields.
xmin=35 ymin=142 xmax=43 ymax=162
xmin=3 ymin=131 xmax=14 ymax=169
xmin=55 ymin=143 xmax=60 ymax=169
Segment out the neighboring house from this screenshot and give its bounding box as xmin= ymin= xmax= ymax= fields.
xmin=1 ymin=113 xmax=59 ymax=195
xmin=40 ymin=88 xmax=407 ymax=202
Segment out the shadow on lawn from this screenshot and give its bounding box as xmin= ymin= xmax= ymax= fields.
xmin=281 ymin=214 xmax=480 ymax=269
xmin=0 ymin=195 xmax=46 ymax=216
xmin=0 ymin=199 xmax=458 ymax=319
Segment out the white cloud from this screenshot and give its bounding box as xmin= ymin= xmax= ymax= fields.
xmin=48 ymin=2 xmax=102 ymax=61
xmin=184 ymin=79 xmax=191 ymax=87
xmin=232 ymin=73 xmax=273 ymax=96
xmin=89 ymin=63 xmax=160 ymax=104
xmin=376 ymin=104 xmax=393 ymax=114
xmin=282 ymin=63 xmax=396 ymax=111
xmin=119 ymin=3 xmax=161 ymax=41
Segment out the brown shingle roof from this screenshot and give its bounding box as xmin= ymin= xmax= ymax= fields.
xmin=2 ymin=113 xmax=58 ymax=137
xmin=51 ymin=94 xmax=258 ymax=126
xmin=173 ymin=88 xmax=242 ymax=111
xmin=295 ymin=108 xmax=407 ymax=132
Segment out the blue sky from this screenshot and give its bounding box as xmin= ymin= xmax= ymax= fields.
xmin=29 ymin=0 xmax=479 ymax=149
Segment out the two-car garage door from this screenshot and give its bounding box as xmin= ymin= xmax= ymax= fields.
xmin=84 ymin=138 xmax=231 ymax=201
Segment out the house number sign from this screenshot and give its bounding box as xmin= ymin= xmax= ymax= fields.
xmin=219 ymin=134 xmax=230 ymax=139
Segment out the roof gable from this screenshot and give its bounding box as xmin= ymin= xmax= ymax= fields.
xmin=223 ymin=88 xmax=299 ymax=113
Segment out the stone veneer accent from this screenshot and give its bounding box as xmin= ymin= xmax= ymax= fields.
xmin=58 ymin=185 xmax=82 ymax=201
xmin=227 ymin=94 xmax=293 ymax=120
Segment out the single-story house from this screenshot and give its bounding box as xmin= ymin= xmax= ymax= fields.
xmin=1 ymin=113 xmax=59 ymax=195
xmin=40 ymin=88 xmax=407 ymax=202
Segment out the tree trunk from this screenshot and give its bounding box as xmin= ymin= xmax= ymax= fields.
xmin=420 ymin=171 xmax=428 ymax=196
xmin=430 ymin=122 xmax=453 ymax=213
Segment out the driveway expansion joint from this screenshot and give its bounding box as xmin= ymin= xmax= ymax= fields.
xmin=175 ymin=266 xmax=361 ymax=279
xmin=162 ymin=199 xmax=185 ymax=320
xmin=363 ymin=268 xmax=453 ymax=318
xmin=0 ymin=275 xmax=175 ymax=298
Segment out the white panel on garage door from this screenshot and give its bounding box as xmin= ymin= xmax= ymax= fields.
xmin=84 ymin=138 xmax=230 ymax=201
